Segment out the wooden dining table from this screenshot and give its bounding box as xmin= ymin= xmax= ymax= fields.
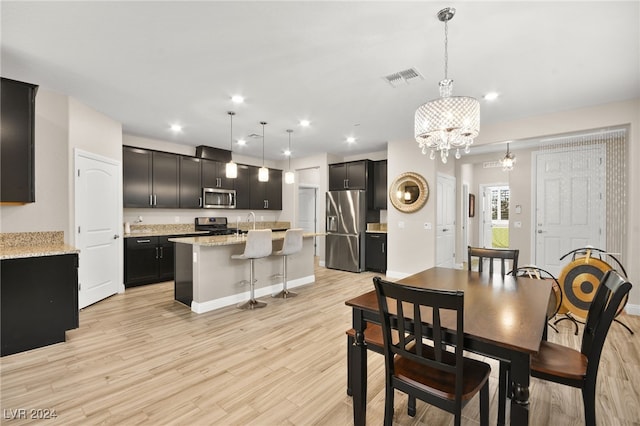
xmin=345 ymin=267 xmax=551 ymax=425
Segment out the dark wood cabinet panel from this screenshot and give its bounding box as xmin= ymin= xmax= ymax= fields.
xmin=373 ymin=160 xmax=388 ymax=210
xmin=328 ymin=160 xmax=371 ymax=191
xmin=152 ymin=151 xmax=179 ymax=208
xmin=1 ymin=254 xmax=78 ymax=356
xmin=201 ymin=159 xmax=234 ymax=190
xmin=1 ymin=78 xmax=38 ymax=203
xmin=123 ymin=146 xmax=153 ymax=207
xmin=329 ymin=163 xmax=347 ymax=190
xmin=250 ymin=167 xmax=282 ymax=210
xmin=179 ymin=156 xmax=202 ymax=208
xmin=125 ymin=237 xmax=160 ymax=286
xmin=157 ymin=237 xmax=175 ymax=281
xmin=365 ymin=233 xmax=387 ymax=273
xmin=235 ymin=164 xmax=253 ymax=209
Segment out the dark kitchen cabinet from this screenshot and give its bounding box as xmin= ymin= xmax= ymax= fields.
xmin=125 ymin=236 xmax=175 ymax=287
xmin=201 ymin=159 xmax=234 ymax=190
xmin=234 ymin=164 xmax=253 ymax=209
xmin=365 ymin=232 xmax=387 ymax=273
xmin=250 ymin=167 xmax=282 ymax=210
xmin=329 ymin=160 xmax=372 ymax=191
xmin=373 ymin=160 xmax=388 ymax=210
xmin=123 ymin=147 xmax=179 ymax=208
xmin=179 ymin=156 xmax=202 ymax=208
xmin=1 ymin=77 xmax=38 ymax=203
xmin=1 ymin=254 xmax=78 ymax=356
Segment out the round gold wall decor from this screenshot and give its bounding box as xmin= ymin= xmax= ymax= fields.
xmin=389 ymin=172 xmax=429 ymax=213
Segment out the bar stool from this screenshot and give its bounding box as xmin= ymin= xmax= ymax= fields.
xmin=231 ymin=229 xmax=272 ymax=309
xmin=272 ymin=228 xmax=304 ymax=299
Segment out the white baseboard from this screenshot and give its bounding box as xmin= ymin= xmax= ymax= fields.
xmin=625 ymin=303 xmax=640 ymax=316
xmin=190 ymin=274 xmax=315 ymax=314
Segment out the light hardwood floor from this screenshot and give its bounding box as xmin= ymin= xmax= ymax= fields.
xmin=1 ymin=262 xmax=639 ymax=425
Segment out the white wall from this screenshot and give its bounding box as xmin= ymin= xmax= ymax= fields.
xmin=0 ymin=89 xmax=70 ymax=236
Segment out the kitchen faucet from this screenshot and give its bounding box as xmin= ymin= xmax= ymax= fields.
xmin=247 ymin=211 xmax=256 ymax=230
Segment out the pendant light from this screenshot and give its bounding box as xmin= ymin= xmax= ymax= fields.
xmin=225 ymin=111 xmax=238 ymax=179
xmin=414 ymin=7 xmax=480 ymax=163
xmin=501 ymin=143 xmax=516 ymax=172
xmin=284 ymin=129 xmax=294 ymax=184
xmin=258 ymin=121 xmax=269 ymax=182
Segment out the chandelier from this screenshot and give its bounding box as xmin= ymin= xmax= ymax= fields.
xmin=501 ymin=143 xmax=516 ymax=171
xmin=415 ymin=7 xmax=480 ymax=163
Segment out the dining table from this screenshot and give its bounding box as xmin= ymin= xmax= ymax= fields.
xmin=345 ymin=267 xmax=551 ymax=425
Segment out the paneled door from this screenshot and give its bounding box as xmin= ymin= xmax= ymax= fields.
xmin=75 ymin=150 xmax=122 ymax=308
xmin=534 ymin=146 xmax=605 ymax=277
xmin=436 ymin=173 xmax=456 ymax=268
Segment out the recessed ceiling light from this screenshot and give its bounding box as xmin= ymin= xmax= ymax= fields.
xmin=347 ymin=137 xmax=356 ymax=143
xmin=237 ymin=138 xmax=246 ymax=146
xmin=170 ymin=124 xmax=182 ymax=132
xmin=484 ymin=92 xmax=499 ymax=101
xmin=299 ymin=120 xmax=310 ymax=127
xmin=231 ymin=95 xmax=244 ymax=104
xmin=284 ymin=149 xmax=291 ymax=156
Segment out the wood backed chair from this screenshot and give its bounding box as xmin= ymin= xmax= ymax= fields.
xmin=498 ymin=269 xmax=632 ymax=426
xmin=467 ymin=246 xmax=519 ymax=276
xmin=373 ymin=277 xmax=491 ymax=426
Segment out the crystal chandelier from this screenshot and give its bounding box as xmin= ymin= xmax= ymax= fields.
xmin=258 ymin=121 xmax=269 ymax=182
xmin=284 ymin=129 xmax=294 ymax=184
xmin=415 ymin=7 xmax=480 ymax=163
xmin=501 ymin=143 xmax=516 ymax=171
xmin=225 ymin=111 xmax=238 ymax=179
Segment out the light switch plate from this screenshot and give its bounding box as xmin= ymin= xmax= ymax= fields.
xmin=424 ymin=222 xmax=432 ymax=230
xmin=398 ymin=221 xmax=405 ymax=229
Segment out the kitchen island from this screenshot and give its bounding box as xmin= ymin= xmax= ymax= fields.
xmin=170 ymin=232 xmax=318 ymax=313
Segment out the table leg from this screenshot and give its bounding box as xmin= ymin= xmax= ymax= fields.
xmin=352 ymin=310 xmax=367 ymax=426
xmin=510 ymin=352 xmax=530 ymax=425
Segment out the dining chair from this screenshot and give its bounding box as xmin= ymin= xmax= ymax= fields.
xmin=373 ymin=277 xmax=491 ymax=426
xmin=498 ymin=269 xmax=632 ymax=426
xmin=467 ymin=246 xmax=519 ymax=276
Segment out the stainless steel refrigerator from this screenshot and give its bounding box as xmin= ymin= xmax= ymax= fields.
xmin=326 ymin=190 xmax=366 ymax=272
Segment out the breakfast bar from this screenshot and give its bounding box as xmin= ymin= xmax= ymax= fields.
xmin=170 ymin=232 xmax=318 ymax=313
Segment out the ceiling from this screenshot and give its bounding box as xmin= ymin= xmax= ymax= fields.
xmin=2 ymin=1 xmax=639 ymax=162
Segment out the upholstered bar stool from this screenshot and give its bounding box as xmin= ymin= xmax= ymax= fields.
xmin=272 ymin=228 xmax=304 ymax=299
xmin=231 ymin=229 xmax=273 ymax=309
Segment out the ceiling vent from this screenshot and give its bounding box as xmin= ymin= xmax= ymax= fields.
xmin=483 ymin=161 xmax=502 ymax=169
xmin=383 ymin=67 xmax=424 ymax=88
xmin=247 ymin=133 xmax=262 ymax=139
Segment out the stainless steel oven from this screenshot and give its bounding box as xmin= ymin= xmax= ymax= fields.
xmin=202 ymin=188 xmax=236 ymax=209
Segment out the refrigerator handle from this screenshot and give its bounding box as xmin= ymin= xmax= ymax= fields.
xmin=327 ymin=216 xmax=337 ymax=232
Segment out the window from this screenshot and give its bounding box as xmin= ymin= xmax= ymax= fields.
xmin=490 ymin=187 xmax=510 ymax=222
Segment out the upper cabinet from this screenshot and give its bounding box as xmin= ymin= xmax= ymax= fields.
xmin=123 ymin=147 xmax=179 ymax=208
xmin=328 ymin=160 xmax=372 ymax=191
xmin=373 ymin=160 xmax=388 ymax=210
xmin=178 ymin=156 xmax=202 ymax=209
xmin=234 ymin=164 xmax=253 ymax=210
xmin=201 ymin=159 xmax=234 ymax=190
xmin=250 ymin=167 xmax=282 ymax=210
xmin=1 ymin=78 xmax=38 ymax=203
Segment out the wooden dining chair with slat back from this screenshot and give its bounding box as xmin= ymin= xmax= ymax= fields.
xmin=373 ymin=277 xmax=491 ymax=426
xmin=498 ymin=269 xmax=632 ymax=426
xmin=467 ymin=246 xmax=519 ymax=276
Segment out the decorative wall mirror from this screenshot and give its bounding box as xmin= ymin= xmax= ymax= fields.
xmin=389 ymin=172 xmax=429 ymax=213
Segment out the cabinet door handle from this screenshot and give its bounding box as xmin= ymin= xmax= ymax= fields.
xmin=153 ymin=194 xmax=157 ymax=206
xmin=199 ymin=197 xmax=203 ymax=207
xmin=155 ymin=247 xmax=159 ymax=259
xmin=263 ymin=200 xmax=268 ymax=209
xmin=382 ymin=243 xmax=385 ymax=253
xmin=159 ymin=246 xmax=164 ymax=258
xmin=113 ymin=234 xmax=120 ymax=240
xmin=149 ymin=195 xmax=153 ymax=206
xmin=136 ymin=239 xmax=151 ymax=243
xmin=217 ymin=177 xmax=221 ymax=187
xmin=343 ymin=179 xmax=347 ymax=188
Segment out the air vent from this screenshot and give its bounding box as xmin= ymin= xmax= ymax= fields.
xmin=483 ymin=161 xmax=502 ymax=169
xmin=383 ymin=67 xmax=424 ymax=88
xmin=247 ymin=133 xmax=262 ymax=139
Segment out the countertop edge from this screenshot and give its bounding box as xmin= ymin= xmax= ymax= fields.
xmin=1 ymin=244 xmax=80 ymax=260
xmin=170 ymin=232 xmax=324 ymax=247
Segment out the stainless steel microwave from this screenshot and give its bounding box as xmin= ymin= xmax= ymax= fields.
xmin=202 ymin=188 xmax=236 ymax=209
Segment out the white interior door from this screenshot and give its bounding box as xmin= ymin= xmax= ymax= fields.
xmin=298 ymin=186 xmax=318 ymax=256
xmin=534 ymin=146 xmax=605 ymax=277
xmin=436 ymin=173 xmax=456 ymax=268
xmin=75 ymin=150 xmax=122 ymax=308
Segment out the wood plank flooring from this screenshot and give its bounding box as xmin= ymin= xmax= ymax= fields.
xmin=1 ymin=262 xmax=639 ymax=425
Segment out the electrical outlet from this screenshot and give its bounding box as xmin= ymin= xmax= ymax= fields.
xmin=398 ymin=221 xmax=405 ymax=229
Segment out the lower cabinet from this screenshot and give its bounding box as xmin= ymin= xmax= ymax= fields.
xmin=1 ymin=254 xmax=79 ymax=356
xmin=365 ymin=232 xmax=387 ymax=273
xmin=125 ymin=236 xmax=175 ymax=287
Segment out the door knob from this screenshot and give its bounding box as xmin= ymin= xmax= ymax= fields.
xmin=114 ymin=234 xmax=121 ymax=239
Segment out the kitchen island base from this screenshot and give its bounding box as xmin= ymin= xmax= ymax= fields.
xmin=172 ymin=233 xmax=316 ymax=314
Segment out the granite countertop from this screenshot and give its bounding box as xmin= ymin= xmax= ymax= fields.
xmin=170 ymin=232 xmax=323 ymax=247
xmin=366 ymin=223 xmax=387 ymax=234
xmin=124 ymin=230 xmax=210 ymax=238
xmin=0 ymin=231 xmax=79 ymax=260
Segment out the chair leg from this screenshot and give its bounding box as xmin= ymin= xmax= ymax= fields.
xmin=583 ymin=380 xmax=597 ymax=426
xmin=383 ymin=382 xmax=394 ymax=426
xmin=408 ymin=395 xmax=416 ymax=417
xmin=498 ymin=361 xmax=509 ymax=426
xmin=346 ymin=335 xmax=353 ymax=396
xmin=273 ymin=256 xmax=297 ymax=298
xmin=237 ymin=259 xmax=267 ymax=309
xmin=480 ymin=379 xmax=489 ymax=426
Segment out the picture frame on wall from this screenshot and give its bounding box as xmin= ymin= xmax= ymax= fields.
xmin=469 ymin=194 xmax=475 ymax=217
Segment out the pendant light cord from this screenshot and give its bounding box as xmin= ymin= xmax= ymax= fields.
xmin=443 ymin=18 xmax=449 ymax=80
